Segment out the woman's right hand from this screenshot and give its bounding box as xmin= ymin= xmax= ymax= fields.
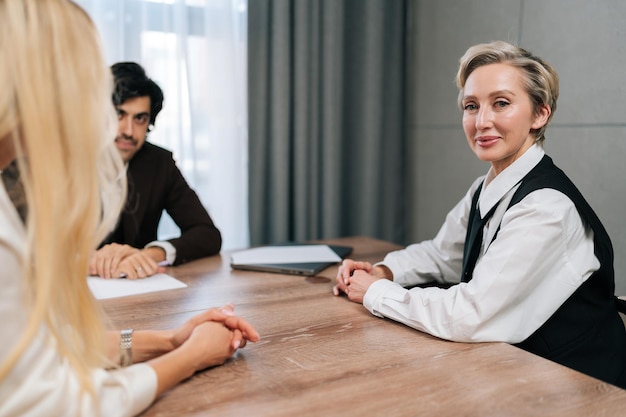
xmin=150 ymin=320 xmax=257 ymax=397
xmin=182 ymin=321 xmax=240 ymax=371
xmin=170 ymin=305 xmax=260 ymax=351
xmin=333 ymin=259 xmax=373 ymax=296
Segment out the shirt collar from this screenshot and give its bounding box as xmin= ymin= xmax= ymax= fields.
xmin=478 ymin=144 xmax=545 ymax=217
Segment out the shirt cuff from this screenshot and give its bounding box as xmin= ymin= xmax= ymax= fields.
xmin=363 ymin=278 xmax=406 ymax=318
xmin=104 ymin=363 xmax=158 ymax=416
xmin=145 ymin=241 xmax=176 ymax=265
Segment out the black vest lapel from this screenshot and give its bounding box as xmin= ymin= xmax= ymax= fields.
xmin=462 ymin=182 xmax=498 ymax=283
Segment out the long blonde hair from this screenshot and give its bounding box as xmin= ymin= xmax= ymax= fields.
xmin=0 ymin=0 xmax=126 ymax=398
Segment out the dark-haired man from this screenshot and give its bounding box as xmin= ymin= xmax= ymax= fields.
xmin=89 ymin=62 xmax=221 ymax=279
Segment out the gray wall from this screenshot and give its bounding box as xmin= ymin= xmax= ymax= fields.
xmin=407 ymin=0 xmax=626 ymax=294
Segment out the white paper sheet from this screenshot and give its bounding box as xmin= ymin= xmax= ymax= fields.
xmin=230 ymin=244 xmax=341 ymax=265
xmin=87 ymin=273 xmax=187 ymax=300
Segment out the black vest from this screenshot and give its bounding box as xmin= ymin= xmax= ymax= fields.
xmin=462 ymin=155 xmax=626 ymax=388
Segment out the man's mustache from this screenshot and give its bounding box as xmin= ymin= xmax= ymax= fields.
xmin=115 ymin=134 xmax=138 ymax=146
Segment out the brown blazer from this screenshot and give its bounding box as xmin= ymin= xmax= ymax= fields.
xmin=104 ymin=142 xmax=222 ymax=265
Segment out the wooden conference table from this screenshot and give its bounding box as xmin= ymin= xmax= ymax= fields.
xmin=102 ymin=236 xmax=626 ymax=416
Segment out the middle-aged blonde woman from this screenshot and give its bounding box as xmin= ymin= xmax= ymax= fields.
xmin=334 ymin=40 xmax=626 ymax=389
xmin=0 ymin=1 xmax=259 ymax=416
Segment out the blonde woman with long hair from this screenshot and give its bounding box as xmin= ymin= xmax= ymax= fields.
xmin=0 ymin=1 xmax=259 ymax=416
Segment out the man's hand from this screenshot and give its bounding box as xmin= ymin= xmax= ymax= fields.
xmin=89 ymin=243 xmax=165 ymax=279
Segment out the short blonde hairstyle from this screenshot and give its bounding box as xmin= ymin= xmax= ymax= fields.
xmin=0 ymin=0 xmax=126 ymax=402
xmin=456 ymin=41 xmax=559 ymax=143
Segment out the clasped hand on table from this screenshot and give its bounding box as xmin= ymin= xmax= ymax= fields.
xmin=333 ymin=259 xmax=389 ymax=303
xmin=90 ymin=243 xmax=166 ymax=279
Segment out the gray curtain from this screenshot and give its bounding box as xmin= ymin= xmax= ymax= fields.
xmin=248 ymin=0 xmax=409 ymax=246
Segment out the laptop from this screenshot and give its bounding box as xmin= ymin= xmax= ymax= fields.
xmin=230 ymin=243 xmax=353 ymax=276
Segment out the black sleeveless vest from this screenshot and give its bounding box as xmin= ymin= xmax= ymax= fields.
xmin=462 ymin=155 xmax=626 ymax=388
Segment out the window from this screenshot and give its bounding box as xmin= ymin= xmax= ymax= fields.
xmin=76 ymin=0 xmax=249 ymax=250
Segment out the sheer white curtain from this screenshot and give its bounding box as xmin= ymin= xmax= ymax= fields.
xmin=76 ymin=0 xmax=249 ymax=250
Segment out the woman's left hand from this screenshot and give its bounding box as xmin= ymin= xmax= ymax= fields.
xmin=341 ymin=269 xmax=381 ymax=303
xmin=333 ymin=259 xmax=373 ymax=296
xmin=170 ymin=305 xmax=260 ymax=350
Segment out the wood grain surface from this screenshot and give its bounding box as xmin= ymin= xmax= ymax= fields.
xmin=101 ymin=236 xmax=626 ymax=416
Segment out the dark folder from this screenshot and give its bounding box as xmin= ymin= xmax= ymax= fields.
xmin=230 ymin=243 xmax=352 ymax=276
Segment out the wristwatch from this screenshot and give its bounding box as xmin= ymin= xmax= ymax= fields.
xmin=119 ymin=329 xmax=134 ymax=367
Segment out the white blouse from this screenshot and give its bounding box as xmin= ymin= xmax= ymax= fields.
xmin=364 ymin=145 xmax=599 ymax=343
xmin=0 ymin=182 xmax=157 ymax=417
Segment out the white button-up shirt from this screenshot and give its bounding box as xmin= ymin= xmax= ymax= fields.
xmin=364 ymin=145 xmax=599 ymax=343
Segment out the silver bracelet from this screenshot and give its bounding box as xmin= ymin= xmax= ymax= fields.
xmin=119 ymin=329 xmax=134 ymax=367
